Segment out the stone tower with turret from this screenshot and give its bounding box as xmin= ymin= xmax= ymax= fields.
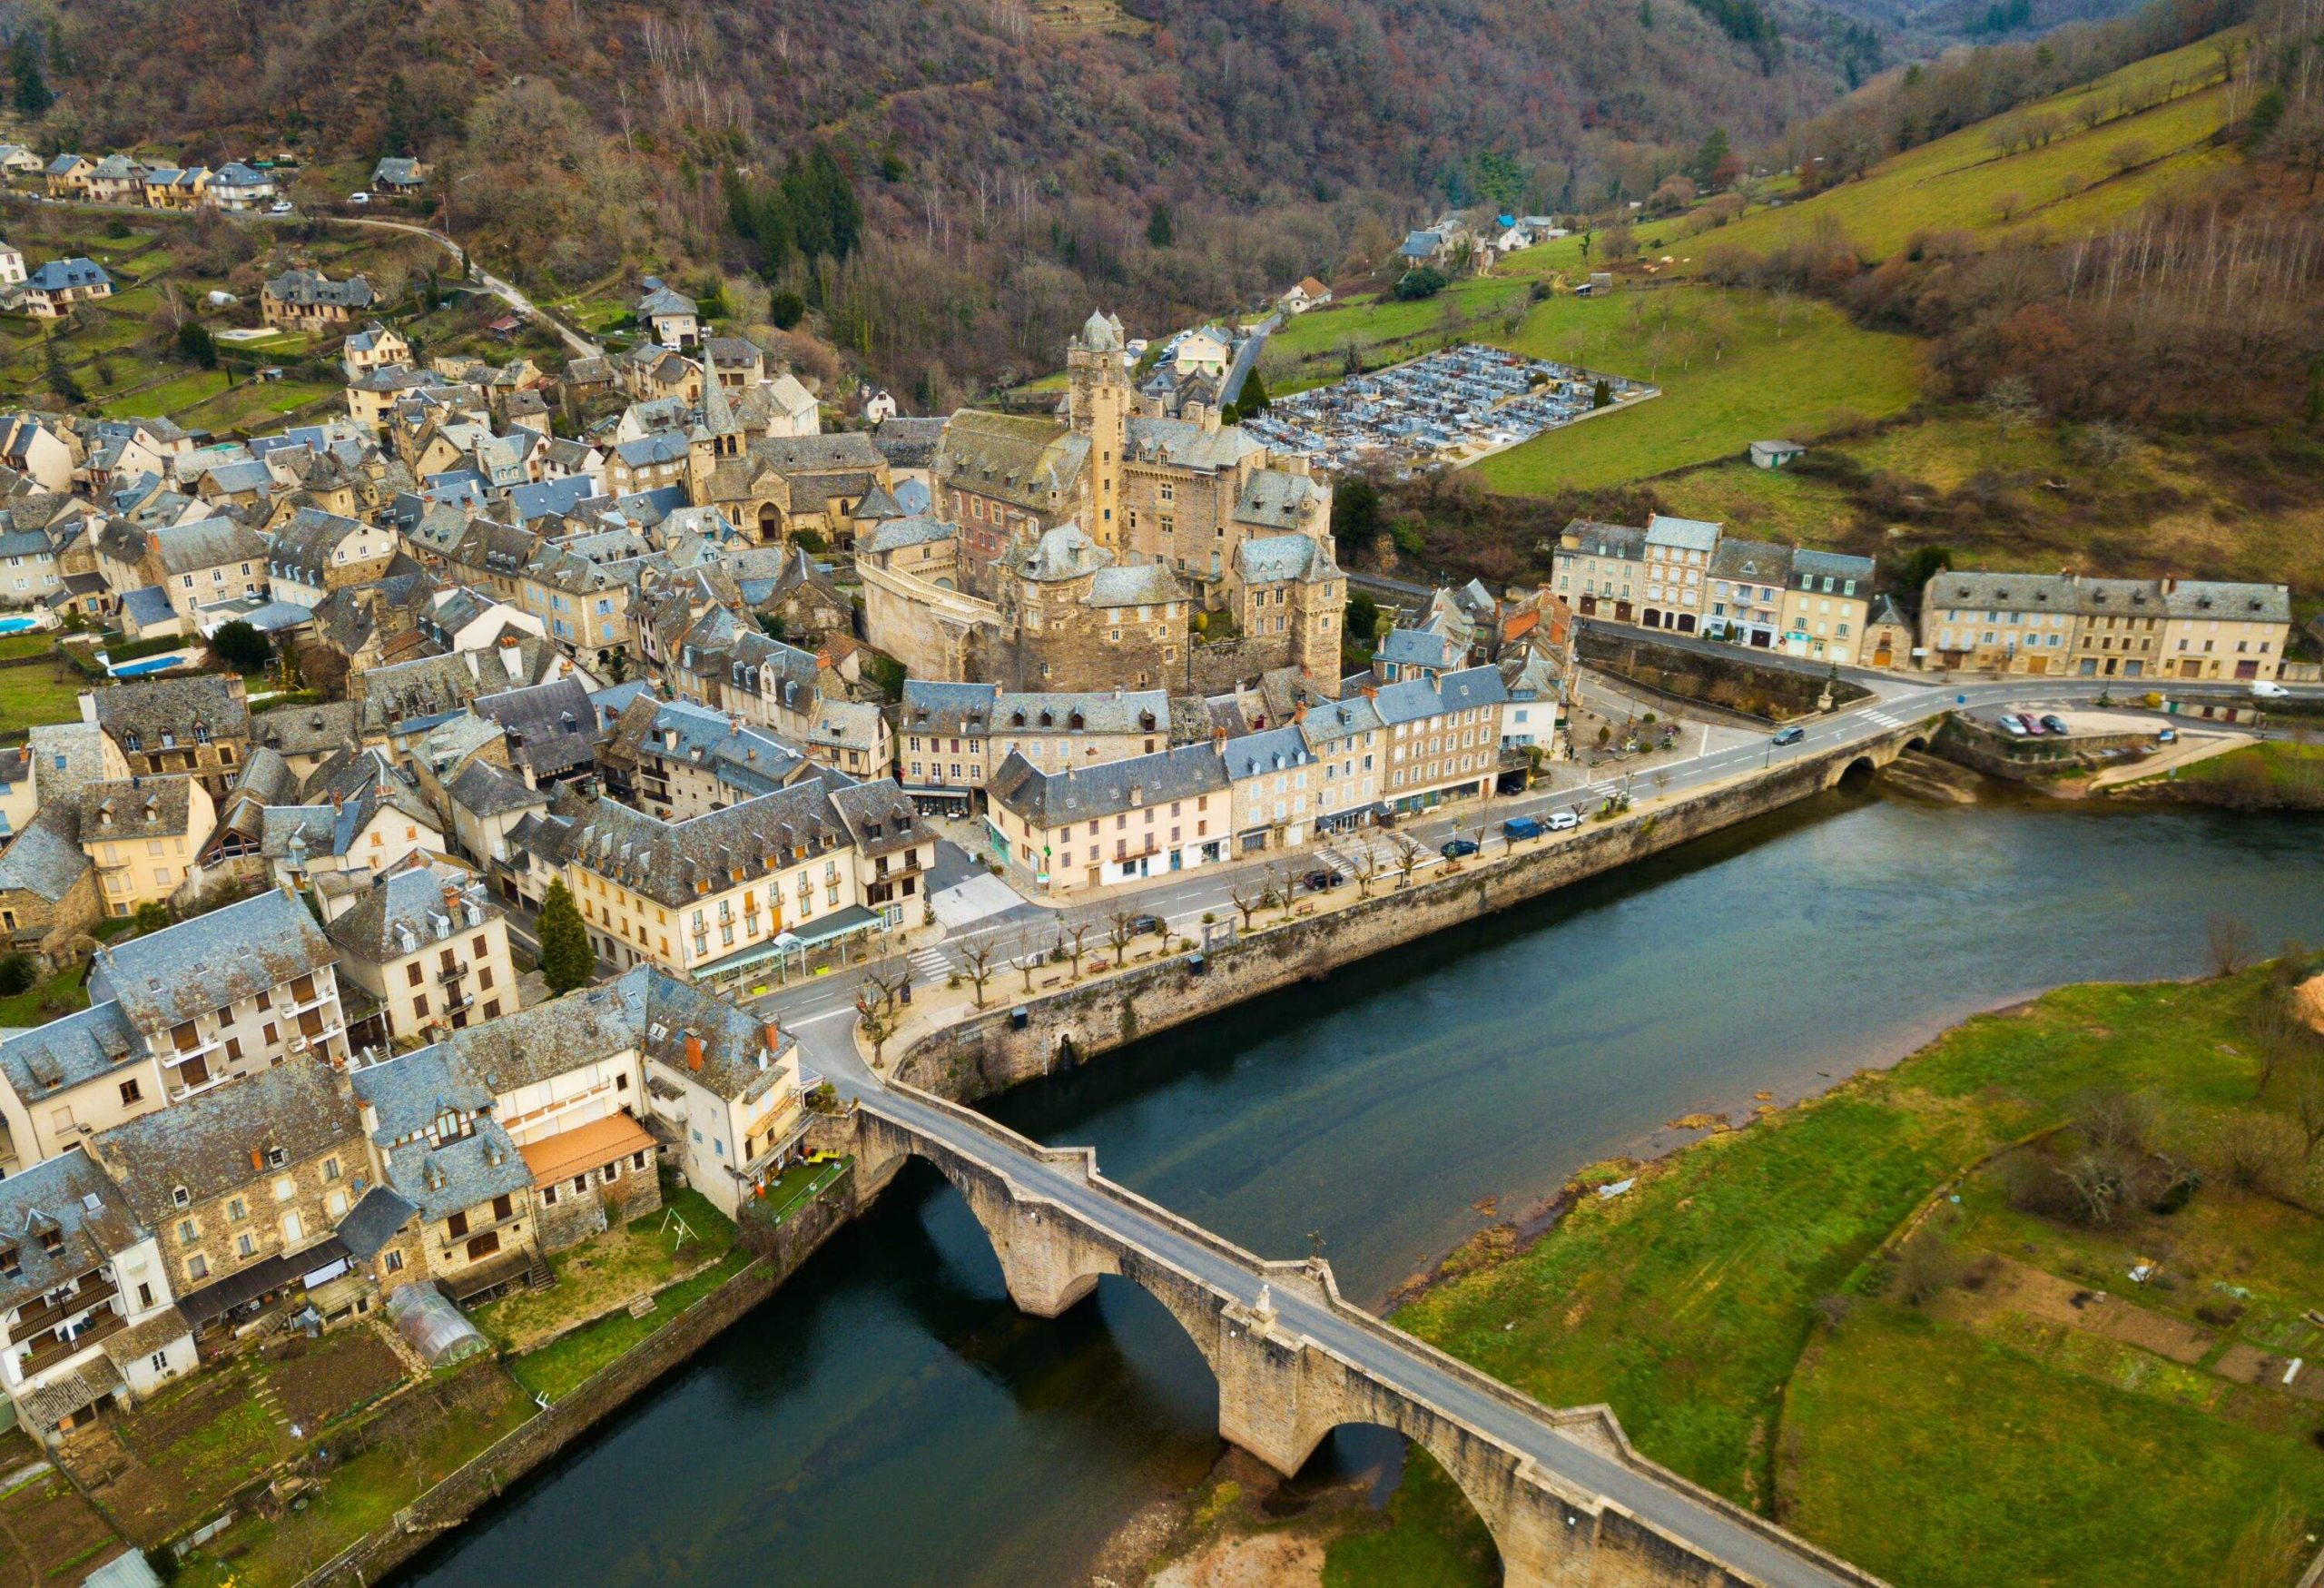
xmin=1067 ymin=309 xmax=1130 ymax=552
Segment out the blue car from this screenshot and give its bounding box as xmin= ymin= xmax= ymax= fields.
xmin=1441 ymin=838 xmax=1480 ymax=859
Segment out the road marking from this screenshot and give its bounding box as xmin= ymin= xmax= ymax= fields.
xmin=790 ymin=1008 xmax=854 ymax=1028
xmin=909 ymin=948 xmax=953 ymax=981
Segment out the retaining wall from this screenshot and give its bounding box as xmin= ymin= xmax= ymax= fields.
xmin=296 ymin=1167 xmax=856 ymax=1588
xmin=898 ymin=730 xmax=1913 ymax=1101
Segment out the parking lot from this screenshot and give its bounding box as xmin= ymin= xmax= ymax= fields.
xmin=1246 ymin=343 xmax=1652 ymax=470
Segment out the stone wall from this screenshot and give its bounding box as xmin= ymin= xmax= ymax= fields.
xmin=1578 ymin=629 xmax=1871 ymax=724
xmin=895 ymin=731 xmax=1913 ymax=1101
xmin=300 ymin=1167 xmax=856 ymax=1588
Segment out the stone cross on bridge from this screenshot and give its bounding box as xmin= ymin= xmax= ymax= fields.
xmin=847 ymin=1082 xmax=1888 ymax=1588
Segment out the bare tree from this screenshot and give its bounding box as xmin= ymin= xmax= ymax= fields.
xmin=1352 ymin=845 xmax=1380 ymax=898
xmin=1013 ymin=928 xmax=1039 ymax=993
xmin=1392 ymin=835 xmax=1425 ymax=889
xmin=956 ymin=939 xmax=998 ymax=1010
xmin=1057 ymin=917 xmax=1094 ymax=980
xmin=854 ymin=970 xmax=908 ymax=1062
xmin=1108 ymin=905 xmax=1138 ymax=960
xmin=2291 ymin=1051 xmax=2324 ymax=1161
xmin=1227 ymin=878 xmax=1267 ymax=932
xmin=2208 ymin=912 xmax=2255 ymax=979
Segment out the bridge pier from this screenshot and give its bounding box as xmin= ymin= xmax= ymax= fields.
xmin=847 ymin=1100 xmax=1878 ymax=1588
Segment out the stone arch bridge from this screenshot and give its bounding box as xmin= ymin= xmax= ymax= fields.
xmin=851 ymin=1084 xmax=1888 ymax=1588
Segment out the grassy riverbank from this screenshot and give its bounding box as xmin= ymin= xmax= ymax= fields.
xmin=1347 ymin=962 xmax=2324 ymax=1588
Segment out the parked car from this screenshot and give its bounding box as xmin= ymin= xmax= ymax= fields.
xmin=1771 ymin=725 xmax=1806 ymax=746
xmin=1546 ymin=809 xmax=1581 ymax=832
xmin=2019 ymin=715 xmax=2047 ymax=735
xmin=348 ymin=191 xmax=371 ymax=204
xmin=266 ymin=200 xmax=292 ymax=215
xmin=1302 ymin=870 xmax=1341 ymax=893
xmin=1441 ymin=837 xmax=1480 ymax=859
xmin=2156 ymin=726 xmax=2179 ymax=745
xmin=1128 ymin=912 xmax=1166 ymax=935
xmin=2252 ymin=679 xmax=2291 ymax=698
xmin=2039 ymin=715 xmax=2071 ymax=735
xmin=1501 ymin=815 xmax=1544 ymax=842
xmin=1996 ymin=715 xmax=2028 ymax=736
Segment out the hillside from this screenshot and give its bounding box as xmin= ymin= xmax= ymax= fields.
xmin=5 ymin=0 xmax=1900 ymax=399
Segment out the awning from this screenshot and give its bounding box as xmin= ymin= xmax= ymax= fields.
xmin=900 ymin=784 xmax=972 ymax=803
xmin=786 ymin=903 xmax=882 ymax=945
xmin=174 ymin=1238 xmax=350 ymax=1326
xmin=519 ymin=1111 xmax=656 ymax=1188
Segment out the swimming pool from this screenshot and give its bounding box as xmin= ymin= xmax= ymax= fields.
xmin=107 ymin=655 xmax=192 ymax=677
xmin=0 ymin=616 xmax=40 ymax=636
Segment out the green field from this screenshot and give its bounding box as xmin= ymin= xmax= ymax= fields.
xmin=1390 ymin=967 xmax=2324 ymax=1586
xmin=109 ymin=369 xmax=232 ymax=417
xmin=0 ymin=662 xmax=89 ymax=732
xmin=1684 ymin=34 xmax=2237 ymax=268
xmin=1469 ymin=288 xmax=1924 ymax=492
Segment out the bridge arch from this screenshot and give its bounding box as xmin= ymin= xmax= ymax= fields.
xmin=1831 ymin=753 xmax=1879 ymax=790
xmin=860 ymin=1121 xmax=1570 ymax=1588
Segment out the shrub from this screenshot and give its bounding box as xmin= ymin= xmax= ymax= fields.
xmin=0 ymin=952 xmax=35 ymax=996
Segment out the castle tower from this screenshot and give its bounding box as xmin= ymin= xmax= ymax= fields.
xmin=1067 ymin=309 xmax=1130 ymax=552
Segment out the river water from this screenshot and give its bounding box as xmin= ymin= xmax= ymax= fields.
xmin=399 ymin=791 xmax=2324 ymax=1587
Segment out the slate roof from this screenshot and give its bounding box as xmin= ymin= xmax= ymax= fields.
xmin=619 ymin=966 xmax=792 ymax=1105
xmin=1087 ymin=563 xmax=1186 ymax=607
xmin=0 ymin=998 xmax=138 ymax=1107
xmin=1220 ymin=724 xmax=1314 ymax=780
xmin=448 ymin=983 xmax=639 ymax=1095
xmin=0 ymin=799 xmax=88 ymax=906
xmin=77 ymin=776 xmax=195 ymax=843
xmin=92 ymin=1060 xmax=363 ymax=1227
xmin=447 ymin=759 xmax=548 ymax=825
xmin=1376 ymin=627 xmax=1453 ymax=669
xmin=1927 ymin=572 xmax=2082 ymax=614
xmin=1124 ymin=415 xmax=1261 ymax=471
xmin=264 ymin=270 xmax=376 ymax=311
xmin=1791 ymin=547 xmax=1876 ymax=587
xmin=870 ymin=416 xmax=945 ymax=470
xmin=324 ymin=867 xmax=496 ymax=964
xmin=149 ymin=517 xmax=266 ymax=577
xmin=563 ymin=781 xmax=848 ymax=910
xmin=2162 ymin=579 xmax=2291 ymax=623
xmin=1644 ymin=513 xmax=1721 ymax=552
xmin=986 ymin=742 xmax=1226 ymax=828
xmin=899 ymin=680 xmax=1000 ymax=735
xmin=472 ymin=678 xmax=596 ymax=781
xmin=1231 ymin=471 xmax=1325 ymax=534
xmin=1561 ymin=518 xmax=1647 ymax=561
xmin=335 ymin=1185 xmax=419 ymax=1260
xmin=865 ymin=515 xmax=956 ymax=554
xmin=91 ymin=673 xmax=251 ymax=748
xmin=88 ymin=887 xmax=335 ymax=1034
xmin=119 ymin=587 xmax=176 ymax=629
xmin=0 ymin=1149 xmax=148 ymax=1314
xmin=25 ymin=257 xmax=112 ymax=294
xmin=1709 ymin=538 xmax=1793 ymax=584
xmin=252 ymin=701 xmax=361 ymax=761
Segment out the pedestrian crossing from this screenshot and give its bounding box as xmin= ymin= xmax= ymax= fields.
xmin=1863 ymin=709 xmax=1909 ymax=729
xmin=908 ymin=946 xmax=954 ymax=983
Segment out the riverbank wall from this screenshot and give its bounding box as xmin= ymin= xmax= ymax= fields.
xmin=296 ymin=1167 xmax=857 ymax=1588
xmin=896 ymin=726 xmax=1925 ymax=1102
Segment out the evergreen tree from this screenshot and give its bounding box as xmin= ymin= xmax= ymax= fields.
xmin=8 ymin=29 xmax=52 ymax=118
xmin=44 ymin=333 xmax=82 ymax=404
xmin=1146 ymin=203 xmax=1175 ymax=248
xmin=210 ymin=620 xmax=270 ymax=674
xmin=1591 ymin=379 xmax=1611 ymax=409
xmin=379 ymin=72 xmax=417 ymax=160
xmin=1691 ymin=128 xmax=1731 ymax=190
xmin=537 ymin=879 xmax=595 ymax=993
xmin=1331 ymin=476 xmax=1384 ymax=560
xmin=176 ymin=321 xmax=218 ymax=369
xmin=1236 ymin=368 xmax=1270 ymax=414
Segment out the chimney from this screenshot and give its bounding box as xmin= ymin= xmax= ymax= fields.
xmin=763 ymin=1020 xmax=782 ymax=1052
xmin=250 ymin=1147 xmax=263 ymax=1172
xmin=1361 ymin=684 xmax=1379 ymax=700
xmin=684 ymin=1031 xmax=704 ymax=1070
xmin=331 ymin=790 xmax=343 ymax=810
xmin=2162 ymin=576 xmax=2179 ymax=594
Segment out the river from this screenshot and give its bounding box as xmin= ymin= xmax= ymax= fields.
xmin=398 ymin=791 xmax=2324 ymax=1587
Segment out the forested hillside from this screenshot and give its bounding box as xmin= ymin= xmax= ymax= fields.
xmin=17 ymin=0 xmax=1894 ymax=393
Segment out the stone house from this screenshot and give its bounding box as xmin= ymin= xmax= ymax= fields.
xmin=0 ymin=803 xmax=102 ymax=972
xmin=626 ymin=972 xmax=803 ymax=1220
xmin=261 ymin=270 xmax=377 ymax=335
xmin=635 ymin=283 xmax=700 ymax=350
xmin=323 ymin=865 xmax=517 ymax=1045
xmin=596 ymin=694 xmax=809 ymax=823
xmin=1222 ymin=724 xmax=1321 ymax=856
xmin=86 ymin=673 xmax=253 ymax=800
xmin=1777 ymin=549 xmax=1877 ymax=666
xmin=985 ymin=741 xmax=1231 ymax=895
xmin=77 ymin=774 xmax=215 ymax=918
xmin=21 ymin=257 xmax=113 ymax=319
xmin=0 ymin=1149 xmax=195 ymax=1445
xmin=340 ymin=322 xmax=411 ymax=380
xmin=1374 ymin=666 xmax=1511 ymax=815
xmin=895 ymin=681 xmax=1170 ymax=809
xmin=448 ymin=989 xmax=662 ymax=1251
xmin=351 ymin=1044 xmax=541 ymax=1304
xmin=90 ymin=1059 xmax=412 ymax=1352
xmin=0 ymin=887 xmax=348 ymax=1175
xmin=265 ymin=506 xmax=396 ymax=610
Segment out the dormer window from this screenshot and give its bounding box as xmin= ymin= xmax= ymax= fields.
xmin=172 ymin=1185 xmax=192 ymax=1208
xmin=267 ymin=1146 xmax=288 ymax=1169
xmin=37 ymin=1228 xmax=61 ymax=1256
xmin=0 ymin=1245 xmax=15 ymax=1277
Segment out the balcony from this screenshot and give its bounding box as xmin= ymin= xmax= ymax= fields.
xmin=169 ymin=1071 xmax=231 ymax=1103
xmin=162 ymin=1036 xmax=222 ymax=1067
xmin=281 ymin=987 xmax=336 ymax=1019
xmin=10 ymin=1273 xmax=115 ymax=1338
xmin=438 ymin=962 xmax=470 ymax=986
xmin=17 ymin=1307 xmax=123 ymax=1376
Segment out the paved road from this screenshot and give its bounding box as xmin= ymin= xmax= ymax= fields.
xmin=766 ymin=671 xmax=2319 ymax=1586
xmin=19 ymin=193 xmax=603 ymax=360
